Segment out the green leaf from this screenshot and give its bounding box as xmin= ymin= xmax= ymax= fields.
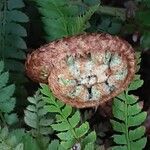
xmin=5 ymin=59 xmax=25 ymax=72
xmin=6 ymin=35 xmax=27 ymax=49
xmin=39 ymin=127 xmax=53 ymax=135
xmin=112 ymin=146 xmax=127 ymax=150
xmin=60 ymin=139 xmax=75 ymax=149
xmin=51 ymin=121 xmax=70 ymax=131
xmin=14 ymin=143 xmax=23 ymax=150
xmin=130 ymin=137 xmax=147 ymax=150
xmin=62 ymin=105 xmax=72 ymax=118
xmin=47 ymin=140 xmax=60 ymax=150
xmin=126 ymin=94 xmax=138 ymax=105
xmin=40 ymin=84 xmax=53 ymax=98
xmin=84 ymin=142 xmax=94 ymax=150
xmin=128 ymin=102 xmax=142 ymax=116
xmin=82 ymin=131 xmax=96 ymax=146
xmin=129 ymin=76 xmax=144 ymax=91
xmin=0 ymin=61 xmax=4 ymax=74
xmin=3 ymin=47 xmax=26 ymax=60
xmin=6 ymin=23 xmax=27 ymax=37
xmin=23 ymin=134 xmax=40 ymax=150
xmin=57 ymin=130 xmax=74 ymax=141
xmin=68 ymin=111 xmax=80 ymax=128
xmin=56 ymin=114 xmax=64 ymax=122
xmin=4 ymin=113 xmax=18 ymax=125
xmin=113 ymin=106 xmax=125 ymax=121
xmin=7 ymin=0 xmax=25 ymax=10
xmin=39 ymin=118 xmax=53 ymax=126
xmin=113 ymin=134 xmax=127 ymax=145
xmin=24 ymin=111 xmax=37 ymax=128
xmin=84 ymin=0 xmax=100 ymax=5
xmin=140 ymin=32 xmax=150 ymax=49
xmin=128 ymin=112 xmax=147 ymax=127
xmin=26 ymin=105 xmax=36 ymax=112
xmin=75 ymin=122 xmax=89 ymax=138
xmin=129 ymin=126 xmax=145 ymax=141
xmin=0 ymin=84 xmax=15 ymax=102
xmin=110 ymin=120 xmax=126 ymax=133
xmin=135 ymin=10 xmax=150 ymax=27
xmin=44 ymin=105 xmax=59 ymax=113
xmin=0 ymin=72 xmax=9 ymax=89
xmin=7 ymin=10 xmax=29 ymax=23
xmin=113 ymin=98 xmax=125 ymax=112
xmin=0 ymin=98 xmax=16 ymax=112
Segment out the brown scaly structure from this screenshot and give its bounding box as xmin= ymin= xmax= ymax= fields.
xmin=25 ymin=33 xmax=136 ymax=108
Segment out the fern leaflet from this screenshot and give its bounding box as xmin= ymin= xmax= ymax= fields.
xmin=0 ymin=61 xmax=18 ymax=126
xmin=40 ymin=84 xmax=96 ymax=150
xmin=35 ymin=0 xmax=99 ymax=41
xmin=24 ymin=90 xmax=54 ymax=148
xmin=0 ymin=0 xmax=29 ymax=86
xmin=111 ymin=74 xmax=147 ymax=150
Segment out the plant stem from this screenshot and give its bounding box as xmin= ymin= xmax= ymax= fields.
xmin=97 ymin=6 xmax=126 ymax=21
xmin=125 ymin=91 xmax=130 ymax=150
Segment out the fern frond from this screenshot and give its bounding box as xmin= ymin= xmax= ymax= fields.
xmin=35 ymin=0 xmax=99 ymax=41
xmin=40 ymin=84 xmax=96 ymax=150
xmin=24 ymin=90 xmax=54 ymax=148
xmin=0 ymin=126 xmax=25 ymax=150
xmin=0 ymin=0 xmax=29 ymax=86
xmin=111 ymin=74 xmax=147 ymax=150
xmin=0 ymin=61 xmax=18 ymax=126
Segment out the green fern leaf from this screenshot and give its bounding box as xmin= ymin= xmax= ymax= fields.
xmin=128 ymin=112 xmax=147 ymax=127
xmin=6 ymin=23 xmax=27 ymax=37
xmin=41 ymin=84 xmax=97 ymax=149
xmin=130 ymin=137 xmax=147 ymax=150
xmin=110 ymin=120 xmax=126 ymax=133
xmin=112 ymin=146 xmax=127 ymax=150
xmin=128 ymin=75 xmax=144 ymax=91
xmin=129 ymin=126 xmax=145 ymax=141
xmin=84 ymin=142 xmax=94 ymax=150
xmin=0 ymin=126 xmax=25 ymax=150
xmin=24 ymin=90 xmax=54 ymax=137
xmin=0 ymin=61 xmax=18 ymax=125
xmin=51 ymin=122 xmax=70 ymax=132
xmin=7 ymin=10 xmax=29 ymax=22
xmin=57 ymin=130 xmax=74 ymax=141
xmin=75 ymin=122 xmax=89 ymax=138
xmin=68 ymin=111 xmax=80 ymax=128
xmin=47 ymin=140 xmax=60 ymax=150
xmin=7 ymin=0 xmax=25 ymax=10
xmin=0 ymin=0 xmax=28 ymax=95
xmin=111 ymin=73 xmax=147 ymax=150
xmin=36 ymin=0 xmax=99 ymax=41
xmin=82 ymin=131 xmax=97 ymax=147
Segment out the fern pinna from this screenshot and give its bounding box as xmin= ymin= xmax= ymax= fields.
xmin=0 ymin=0 xmax=28 ymax=85
xmin=0 ymin=61 xmax=18 ymax=126
xmin=111 ymin=74 xmax=147 ymax=150
xmin=24 ymin=90 xmax=54 ymax=149
xmin=35 ymin=0 xmax=99 ymax=41
xmin=40 ymin=84 xmax=96 ymax=150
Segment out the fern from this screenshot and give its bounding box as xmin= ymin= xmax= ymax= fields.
xmin=35 ymin=0 xmax=99 ymax=41
xmin=24 ymin=90 xmax=54 ymax=148
xmin=40 ymin=84 xmax=96 ymax=150
xmin=0 ymin=0 xmax=29 ymax=85
xmin=0 ymin=126 xmax=25 ymax=150
xmin=0 ymin=61 xmax=18 ymax=126
xmin=111 ymin=74 xmax=147 ymax=150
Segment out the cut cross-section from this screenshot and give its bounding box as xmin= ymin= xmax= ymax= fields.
xmin=25 ymin=33 xmax=136 ymax=108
